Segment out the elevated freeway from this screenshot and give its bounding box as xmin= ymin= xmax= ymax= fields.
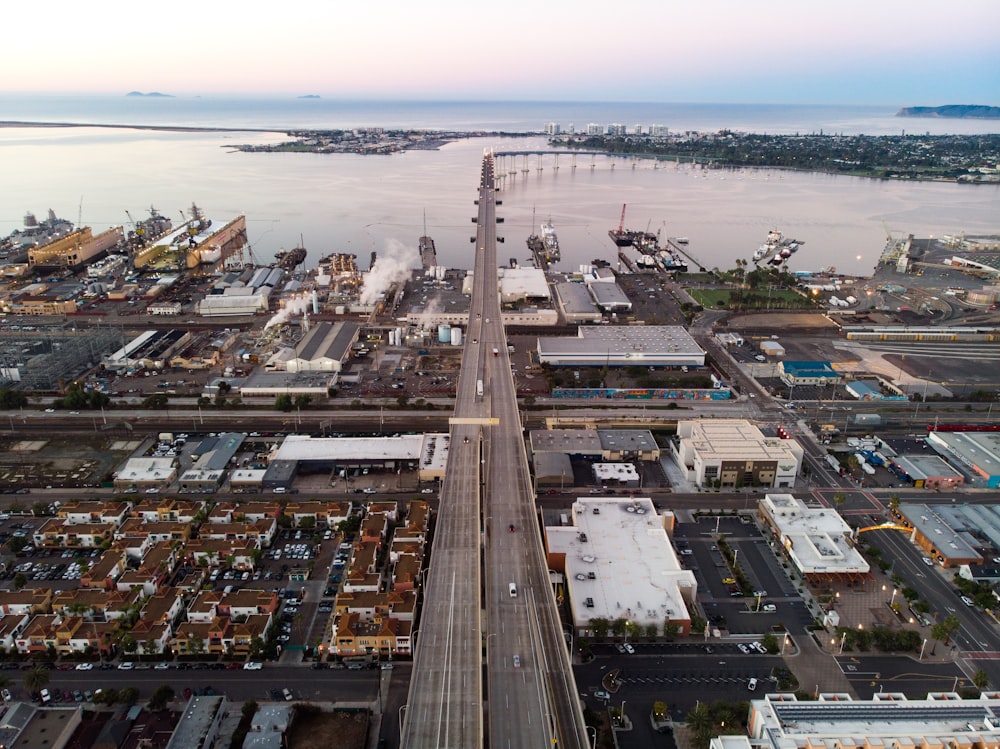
xmin=401 ymin=153 xmax=587 ymax=748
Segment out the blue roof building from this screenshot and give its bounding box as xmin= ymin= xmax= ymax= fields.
xmin=778 ymin=361 xmax=842 ymax=386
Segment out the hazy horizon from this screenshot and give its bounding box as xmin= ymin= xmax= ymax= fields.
xmin=5 ymin=0 xmax=998 ymax=106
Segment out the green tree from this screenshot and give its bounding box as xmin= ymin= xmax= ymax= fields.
xmin=121 ymin=634 xmax=138 ymax=654
xmin=147 ymin=684 xmax=175 ymax=710
xmin=974 ymin=669 xmax=990 ymax=690
xmin=118 ymin=686 xmax=140 ymax=705
xmin=23 ymin=665 xmax=50 ymax=695
xmin=242 ymin=699 xmax=259 ymax=720
xmin=142 ymin=393 xmax=169 ymax=409
xmin=589 ymin=617 xmax=610 ymax=640
xmin=761 ymin=633 xmax=779 ymax=654
xmin=12 ymin=572 xmax=27 ymax=590
xmin=274 ymin=394 xmax=293 ymax=412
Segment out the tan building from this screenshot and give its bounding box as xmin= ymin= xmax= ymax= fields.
xmin=672 ymin=419 xmax=803 ymax=489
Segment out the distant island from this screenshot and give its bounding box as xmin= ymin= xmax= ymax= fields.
xmin=897 ymin=105 xmax=1000 ymax=119
xmin=126 ymin=91 xmax=174 ymax=98
xmin=298 ymin=95 xmax=321 ymax=99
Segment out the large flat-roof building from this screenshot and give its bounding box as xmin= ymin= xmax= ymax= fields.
xmin=264 ymin=433 xmax=450 ymax=488
xmin=537 ymin=326 xmax=705 ymax=368
xmin=672 ymin=419 xmax=803 ymax=489
xmin=553 ymin=282 xmax=602 ymax=324
xmin=588 ymin=282 xmax=632 ymax=313
xmin=545 ymin=497 xmax=696 ymax=637
xmin=927 ymin=430 xmax=1000 ymax=488
xmin=757 ymin=494 xmax=869 ymax=581
xmin=715 ymin=692 xmax=1000 ymax=749
xmin=897 ymin=502 xmax=985 ymax=568
xmin=529 ymin=429 xmax=661 ymax=462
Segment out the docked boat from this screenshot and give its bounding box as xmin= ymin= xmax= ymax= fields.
xmin=541 ymin=220 xmax=560 ymax=262
xmin=275 ymin=244 xmax=307 ymax=271
xmin=753 ymin=229 xmax=804 ymax=264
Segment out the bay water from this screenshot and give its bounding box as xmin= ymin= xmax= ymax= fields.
xmin=1 ymin=97 xmax=997 ymax=274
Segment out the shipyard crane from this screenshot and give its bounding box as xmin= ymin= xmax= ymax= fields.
xmin=618 ymin=203 xmax=627 ymax=234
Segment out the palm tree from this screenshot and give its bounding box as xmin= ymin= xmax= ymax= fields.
xmin=23 ymin=665 xmax=50 ymax=695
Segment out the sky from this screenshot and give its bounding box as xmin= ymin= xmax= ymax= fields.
xmin=4 ymin=0 xmax=999 ymax=104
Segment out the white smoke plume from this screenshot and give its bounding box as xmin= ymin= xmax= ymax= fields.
xmin=359 ymin=239 xmax=418 ymax=306
xmin=265 ymin=293 xmax=314 ymax=330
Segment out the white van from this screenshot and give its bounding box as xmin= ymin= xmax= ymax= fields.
xmin=508 ymin=583 xmax=517 ymax=598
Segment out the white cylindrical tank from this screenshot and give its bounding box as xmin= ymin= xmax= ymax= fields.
xmin=845 ymin=295 xmax=857 ymax=305
xmin=451 ymin=327 xmax=463 ymax=346
xmin=437 ymin=266 xmax=446 ymax=280
xmin=438 ymin=324 xmax=451 ymax=343
xmin=388 ymin=330 xmax=396 ymax=346
xmin=312 ymin=291 xmax=319 ymax=314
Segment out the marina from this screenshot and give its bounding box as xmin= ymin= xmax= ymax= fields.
xmin=752 ymin=229 xmax=804 ymax=265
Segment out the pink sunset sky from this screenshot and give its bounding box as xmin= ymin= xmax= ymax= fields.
xmin=4 ymin=0 xmax=998 ymax=104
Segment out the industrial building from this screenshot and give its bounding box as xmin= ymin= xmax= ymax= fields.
xmin=778 ymin=361 xmax=842 ymax=386
xmin=529 ymin=429 xmax=661 ymax=461
xmin=537 ymin=326 xmax=706 ymax=368
xmin=757 ymin=494 xmax=869 ymax=581
xmin=545 ymin=497 xmax=696 ymax=637
xmin=262 ymin=433 xmax=450 ymax=490
xmin=896 ymin=502 xmax=987 ymax=568
xmin=284 ymin=321 xmax=359 ymax=373
xmin=926 ymin=430 xmax=1000 ymax=488
xmin=553 ymin=282 xmax=602 ymax=324
xmin=716 ymin=692 xmax=1000 ymax=749
xmin=103 ymin=330 xmax=191 ymax=372
xmin=587 ymin=282 xmax=632 ymax=313
xmin=672 ymin=419 xmax=803 ymax=489
xmin=890 ymin=452 xmax=965 ymax=489
xmin=113 ymin=457 xmax=179 ymax=492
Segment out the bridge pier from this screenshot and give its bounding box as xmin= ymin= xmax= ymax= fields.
xmin=553 ymin=153 xmax=559 ymax=171
xmin=521 ymin=154 xmax=529 ymax=174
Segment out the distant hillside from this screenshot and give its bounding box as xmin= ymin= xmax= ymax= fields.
xmin=298 ymin=94 xmax=321 ymax=99
xmin=126 ymin=91 xmax=174 ymax=98
xmin=897 ymin=105 xmax=1000 ymax=119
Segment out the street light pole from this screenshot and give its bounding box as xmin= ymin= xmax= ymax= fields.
xmin=920 ymin=637 xmax=928 ymax=661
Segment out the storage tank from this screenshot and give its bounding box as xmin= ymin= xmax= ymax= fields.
xmin=967 ymin=289 xmax=998 ymax=306
xmin=450 ymin=327 xmax=463 ymax=346
xmin=438 ymin=324 xmax=451 ymax=343
xmin=334 ymin=305 xmax=346 ymax=315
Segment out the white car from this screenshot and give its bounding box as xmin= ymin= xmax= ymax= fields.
xmin=737 ymin=643 xmax=751 ymax=654
xmin=623 ymin=643 xmax=635 ymax=654
xmin=118 ymin=662 xmax=134 ymax=670
xmin=75 ymin=662 xmax=94 ymax=671
xmin=244 ymin=662 xmax=263 ymax=670
xmin=748 ymin=677 xmax=758 ymax=691
xmin=921 ymin=557 xmax=934 ymax=566
xmin=154 ymin=662 xmax=171 ymax=670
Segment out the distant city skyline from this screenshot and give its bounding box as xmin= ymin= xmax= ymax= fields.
xmin=5 ymin=0 xmax=999 ymax=105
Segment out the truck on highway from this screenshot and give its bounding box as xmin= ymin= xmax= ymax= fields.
xmin=476 ymin=379 xmax=484 ymax=397
xmin=492 ymin=347 xmax=499 ymax=357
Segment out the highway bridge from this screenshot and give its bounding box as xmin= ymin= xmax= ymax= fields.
xmin=401 ymin=153 xmax=588 ymax=748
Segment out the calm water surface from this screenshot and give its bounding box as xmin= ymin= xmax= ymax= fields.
xmin=1 ymin=103 xmax=997 ymax=274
